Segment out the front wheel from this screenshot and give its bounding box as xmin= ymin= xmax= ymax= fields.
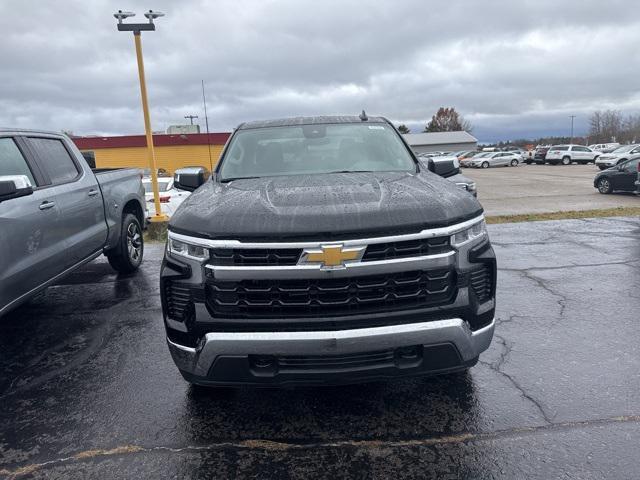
xmin=481 ymin=161 xmax=490 ymax=169
xmin=597 ymin=178 xmax=612 ymax=194
xmin=107 ymin=213 xmax=144 ymax=273
xmin=510 ymin=159 xmax=519 ymax=167
xmin=562 ymin=156 xmax=571 ymax=165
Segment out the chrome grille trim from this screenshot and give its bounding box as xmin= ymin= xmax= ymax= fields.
xmin=205 ymin=251 xmax=455 ymax=280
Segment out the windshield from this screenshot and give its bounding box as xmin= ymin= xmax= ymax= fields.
xmin=142 ymin=180 xmax=172 ymax=193
xmin=219 ymin=123 xmax=416 ymax=181
xmin=611 ymin=144 xmax=636 ymax=154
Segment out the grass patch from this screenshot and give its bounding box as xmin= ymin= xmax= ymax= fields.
xmin=144 ymin=221 xmax=168 ymax=242
xmin=486 ymin=206 xmax=640 ymax=224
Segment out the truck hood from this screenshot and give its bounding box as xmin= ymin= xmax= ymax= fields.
xmin=169 ymin=171 xmax=483 ymax=240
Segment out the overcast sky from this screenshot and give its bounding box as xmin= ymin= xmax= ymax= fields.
xmin=1 ymin=0 xmax=639 ymax=143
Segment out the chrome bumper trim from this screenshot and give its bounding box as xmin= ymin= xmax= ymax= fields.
xmin=167 ymin=317 xmax=495 ymax=378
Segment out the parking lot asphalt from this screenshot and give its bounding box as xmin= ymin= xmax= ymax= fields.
xmin=464 ymin=164 xmax=639 ymax=216
xmin=1 ymin=217 xmax=639 ymax=479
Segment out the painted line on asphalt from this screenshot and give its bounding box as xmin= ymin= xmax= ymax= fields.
xmin=2 ymin=415 xmax=639 ymax=478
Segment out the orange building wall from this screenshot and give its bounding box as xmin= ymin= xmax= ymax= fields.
xmin=85 ymin=144 xmax=225 ymax=174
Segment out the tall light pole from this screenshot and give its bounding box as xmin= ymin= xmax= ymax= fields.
xmin=114 ymin=10 xmax=168 ymax=222
xmin=569 ymin=115 xmax=576 ymax=144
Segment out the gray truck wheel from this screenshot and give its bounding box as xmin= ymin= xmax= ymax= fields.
xmin=107 ymin=213 xmax=144 ymax=273
xmin=562 ymin=156 xmax=571 ymax=165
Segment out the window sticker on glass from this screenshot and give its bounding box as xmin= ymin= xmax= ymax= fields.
xmin=368 ymin=126 xmax=385 ymax=130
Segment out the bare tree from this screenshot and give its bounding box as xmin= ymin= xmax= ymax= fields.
xmin=589 ymin=110 xmax=623 ymax=143
xmin=424 ymin=107 xmax=473 ymax=133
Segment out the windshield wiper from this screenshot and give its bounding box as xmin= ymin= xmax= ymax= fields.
xmin=219 ymin=176 xmax=262 ymax=183
xmin=325 ymin=170 xmax=375 ymax=174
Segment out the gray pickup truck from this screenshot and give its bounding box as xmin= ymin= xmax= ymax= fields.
xmin=161 ymin=116 xmax=496 ymax=387
xmin=0 ymin=130 xmax=146 ymax=317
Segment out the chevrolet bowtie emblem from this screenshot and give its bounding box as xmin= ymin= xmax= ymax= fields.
xmin=300 ymin=244 xmax=366 ymax=270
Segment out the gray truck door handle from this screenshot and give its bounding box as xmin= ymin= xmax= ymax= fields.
xmin=39 ymin=201 xmax=56 ymax=210
xmin=88 ymin=189 xmax=99 ymax=197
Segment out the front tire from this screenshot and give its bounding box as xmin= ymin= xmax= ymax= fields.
xmin=510 ymin=159 xmax=519 ymax=167
xmin=562 ymin=156 xmax=571 ymax=165
xmin=481 ymin=161 xmax=490 ymax=169
xmin=107 ymin=213 xmax=144 ymax=273
xmin=597 ymin=178 xmax=613 ymax=194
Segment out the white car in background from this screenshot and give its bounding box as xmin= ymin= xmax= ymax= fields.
xmin=142 ymin=176 xmax=191 ymax=218
xmin=595 ymin=144 xmax=640 ymax=170
xmin=467 ymin=151 xmax=520 ymax=168
xmin=589 ymin=143 xmax=620 ymax=153
xmin=544 ymin=145 xmax=599 ymax=165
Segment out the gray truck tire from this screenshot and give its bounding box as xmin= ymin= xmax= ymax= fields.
xmin=107 ymin=213 xmax=144 ymax=273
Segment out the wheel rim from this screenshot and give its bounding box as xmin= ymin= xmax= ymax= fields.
xmin=511 ymin=159 xmax=518 ymax=166
xmin=127 ymin=222 xmax=142 ymax=262
xmin=563 ymin=157 xmax=570 ymax=165
xmin=598 ymin=179 xmax=610 ymax=193
xmin=482 ymin=162 xmax=489 ymax=168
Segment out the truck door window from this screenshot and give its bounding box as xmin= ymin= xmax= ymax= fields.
xmin=0 ymin=137 xmax=36 ymax=185
xmin=27 ymin=138 xmax=80 ymax=185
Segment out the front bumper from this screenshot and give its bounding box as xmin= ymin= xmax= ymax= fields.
xmin=596 ymin=160 xmax=615 ymax=167
xmin=168 ymin=317 xmax=495 ymax=386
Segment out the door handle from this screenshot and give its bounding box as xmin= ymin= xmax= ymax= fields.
xmin=88 ymin=189 xmax=99 ymax=197
xmin=39 ymin=201 xmax=55 ymax=211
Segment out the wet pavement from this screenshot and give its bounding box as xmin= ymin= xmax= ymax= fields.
xmin=1 ymin=217 xmax=639 ymax=479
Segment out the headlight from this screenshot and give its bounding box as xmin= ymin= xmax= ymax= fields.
xmin=451 ymin=220 xmax=487 ymax=247
xmin=167 ymin=235 xmax=209 ymax=261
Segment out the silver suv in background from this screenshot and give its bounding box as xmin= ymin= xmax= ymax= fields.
xmin=544 ymin=145 xmax=599 ymax=165
xmin=595 ymin=144 xmax=640 ymax=170
xmin=0 ymin=130 xmax=146 ymax=316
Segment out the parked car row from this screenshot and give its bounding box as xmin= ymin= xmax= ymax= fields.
xmin=460 ymin=151 xmax=520 ymax=168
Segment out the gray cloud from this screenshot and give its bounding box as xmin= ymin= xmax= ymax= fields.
xmin=1 ymin=0 xmax=639 ymax=142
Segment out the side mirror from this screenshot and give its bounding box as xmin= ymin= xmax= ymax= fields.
xmin=173 ymin=167 xmax=210 ymax=192
xmin=0 ymin=175 xmax=34 ymax=202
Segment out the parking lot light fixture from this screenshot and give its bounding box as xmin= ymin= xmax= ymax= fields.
xmin=114 ymin=10 xmax=168 ymax=223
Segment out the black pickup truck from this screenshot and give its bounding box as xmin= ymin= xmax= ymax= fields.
xmin=161 ymin=116 xmax=496 ymax=387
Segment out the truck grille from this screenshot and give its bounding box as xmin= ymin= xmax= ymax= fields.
xmin=210 ymin=248 xmax=301 ymax=266
xmin=207 ymin=236 xmax=451 ymax=266
xmin=205 ymin=269 xmax=456 ymax=318
xmin=469 ymin=264 xmax=493 ymax=302
xmin=362 ymin=237 xmax=450 ymax=261
xmin=277 ymin=349 xmax=395 ymax=371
